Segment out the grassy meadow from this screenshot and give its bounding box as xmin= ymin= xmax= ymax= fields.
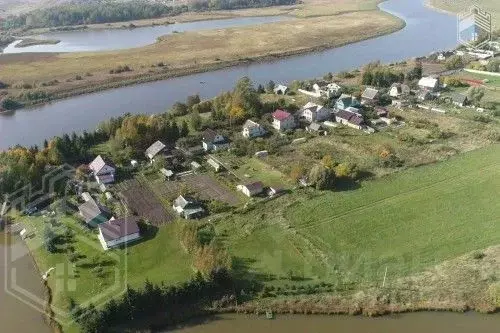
xmin=215 ymin=144 xmax=500 ymax=288
xmin=18 ymin=213 xmax=193 ymax=331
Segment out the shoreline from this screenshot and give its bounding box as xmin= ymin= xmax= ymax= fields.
xmin=20 ymin=236 xmax=62 ymax=333
xmin=14 ymin=14 xmax=405 ymax=110
xmin=423 ymin=0 xmax=456 ymax=16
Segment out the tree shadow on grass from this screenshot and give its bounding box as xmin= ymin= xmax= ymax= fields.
xmin=115 ymin=223 xmax=159 ymax=250
xmin=231 ymin=257 xmax=280 ymax=297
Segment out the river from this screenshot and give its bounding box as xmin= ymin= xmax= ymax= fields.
xmin=0 ymin=234 xmax=52 ymax=333
xmin=170 ymin=313 xmax=500 ymax=333
xmin=0 ymin=0 xmax=458 ymax=150
xmin=2 ymin=16 xmax=288 ymax=53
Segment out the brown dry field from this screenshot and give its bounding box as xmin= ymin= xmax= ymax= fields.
xmin=0 ymin=9 xmax=403 ymax=101
xmin=234 ymin=245 xmax=500 ymax=315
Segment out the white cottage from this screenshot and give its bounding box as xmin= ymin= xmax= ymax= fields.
xmin=89 ymin=155 xmax=115 ymax=184
xmin=272 ymin=109 xmax=295 ymax=131
xmin=98 ymin=217 xmax=141 ymax=250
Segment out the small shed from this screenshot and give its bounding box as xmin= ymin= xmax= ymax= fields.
xmin=254 ymin=150 xmax=269 ymax=158
xmin=191 ymin=161 xmax=202 ymax=170
xmin=160 ymin=168 xmax=174 ymax=180
xmin=130 ymin=160 xmax=138 ymax=168
xmin=207 ymin=158 xmax=222 ymax=172
xmin=81 ymin=192 xmax=92 ymax=202
xmin=105 ymin=192 xmax=114 ymax=201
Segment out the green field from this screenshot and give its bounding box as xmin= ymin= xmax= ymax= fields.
xmin=216 ymin=144 xmax=500 ymax=287
xmin=18 ymin=214 xmax=192 ymax=332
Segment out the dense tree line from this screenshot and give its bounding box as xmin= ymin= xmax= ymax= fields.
xmin=0 ymin=112 xmax=188 ymax=197
xmin=2 ymin=0 xmax=296 ymax=30
xmin=360 ymin=62 xmax=405 ymax=87
xmin=71 ymin=271 xmax=234 ymax=333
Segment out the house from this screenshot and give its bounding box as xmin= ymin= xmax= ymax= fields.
xmin=345 ymin=106 xmax=361 ymax=115
xmin=389 ymin=83 xmax=411 ymax=97
xmin=160 ymin=168 xmax=174 ymax=180
xmin=173 ymin=196 xmax=205 ymax=219
xmin=238 ymin=182 xmax=264 ymax=197
xmin=335 ymin=94 xmax=361 ymax=111
xmin=325 ymin=83 xmax=343 ymax=97
xmin=242 ymin=119 xmax=266 ymax=138
xmin=298 ymin=83 xmax=342 ymax=98
xmin=274 ymin=84 xmax=288 ymax=95
xmin=191 ymin=161 xmax=202 ymax=171
xmin=272 ymin=109 xmax=295 ymax=131
xmin=145 ymin=140 xmax=166 ymax=161
xmin=300 ymin=102 xmax=331 ymax=123
xmin=89 ymin=155 xmax=115 ymax=184
xmin=98 ymin=217 xmax=141 ymax=250
xmin=78 ymin=197 xmax=111 ymax=227
xmin=418 ymin=77 xmax=439 ymax=92
xmin=417 ymin=90 xmax=431 ymax=101
xmin=254 ymin=150 xmax=269 ymax=158
xmin=267 ymin=187 xmax=283 ymax=197
xmin=202 ymin=129 xmax=229 ymax=152
xmin=306 ymin=122 xmax=324 ymax=133
xmin=81 ymin=192 xmax=92 ymax=202
xmin=392 ymin=99 xmax=410 ymax=108
xmin=375 ymin=106 xmax=388 ymax=117
xmin=335 ymin=110 xmax=365 ymax=130
xmin=361 ymin=87 xmax=380 ymax=104
xmin=207 ymin=158 xmax=223 ymax=172
xmin=450 ymin=93 xmax=468 ymax=107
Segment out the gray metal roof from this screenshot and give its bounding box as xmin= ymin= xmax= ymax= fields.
xmin=99 ymin=217 xmax=140 ymax=241
xmin=146 ymin=140 xmax=166 ymax=159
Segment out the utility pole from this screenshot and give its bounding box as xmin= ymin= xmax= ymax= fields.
xmin=382 ymin=266 xmax=388 ymax=288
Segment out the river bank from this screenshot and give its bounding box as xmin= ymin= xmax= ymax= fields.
xmin=13 ymin=38 xmax=61 ymax=48
xmin=0 ymin=233 xmax=53 ymax=333
xmin=0 ymin=8 xmax=403 ymax=108
xmin=168 ymin=312 xmax=500 ymax=333
xmin=12 ymin=16 xmax=404 ymax=109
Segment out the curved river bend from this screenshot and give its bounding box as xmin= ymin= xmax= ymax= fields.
xmin=0 ymin=0 xmax=457 ymax=150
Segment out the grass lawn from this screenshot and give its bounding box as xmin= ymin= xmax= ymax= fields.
xmin=216 ymin=144 xmax=500 ymax=287
xmin=217 ymin=152 xmax=293 ymax=188
xmin=17 ymin=213 xmax=192 ymax=332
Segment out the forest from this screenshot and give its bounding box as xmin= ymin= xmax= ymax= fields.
xmin=1 ymin=0 xmax=297 ymax=30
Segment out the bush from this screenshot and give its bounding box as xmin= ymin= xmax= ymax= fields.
xmin=473 ymin=114 xmax=492 ymax=123
xmin=14 ymin=81 xmax=34 ymax=89
xmin=109 ymin=65 xmax=132 ymax=74
xmin=75 ymin=75 xmax=83 ymax=80
xmin=472 ymin=251 xmax=485 ymax=260
xmin=170 ymin=102 xmax=188 ymax=116
xmin=1 ymin=97 xmax=22 ymax=110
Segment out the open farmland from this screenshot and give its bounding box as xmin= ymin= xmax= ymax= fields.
xmin=117 ymin=179 xmax=175 ymax=225
xmin=215 ymin=144 xmax=500 ymax=289
xmin=150 ymin=172 xmax=241 ymax=206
